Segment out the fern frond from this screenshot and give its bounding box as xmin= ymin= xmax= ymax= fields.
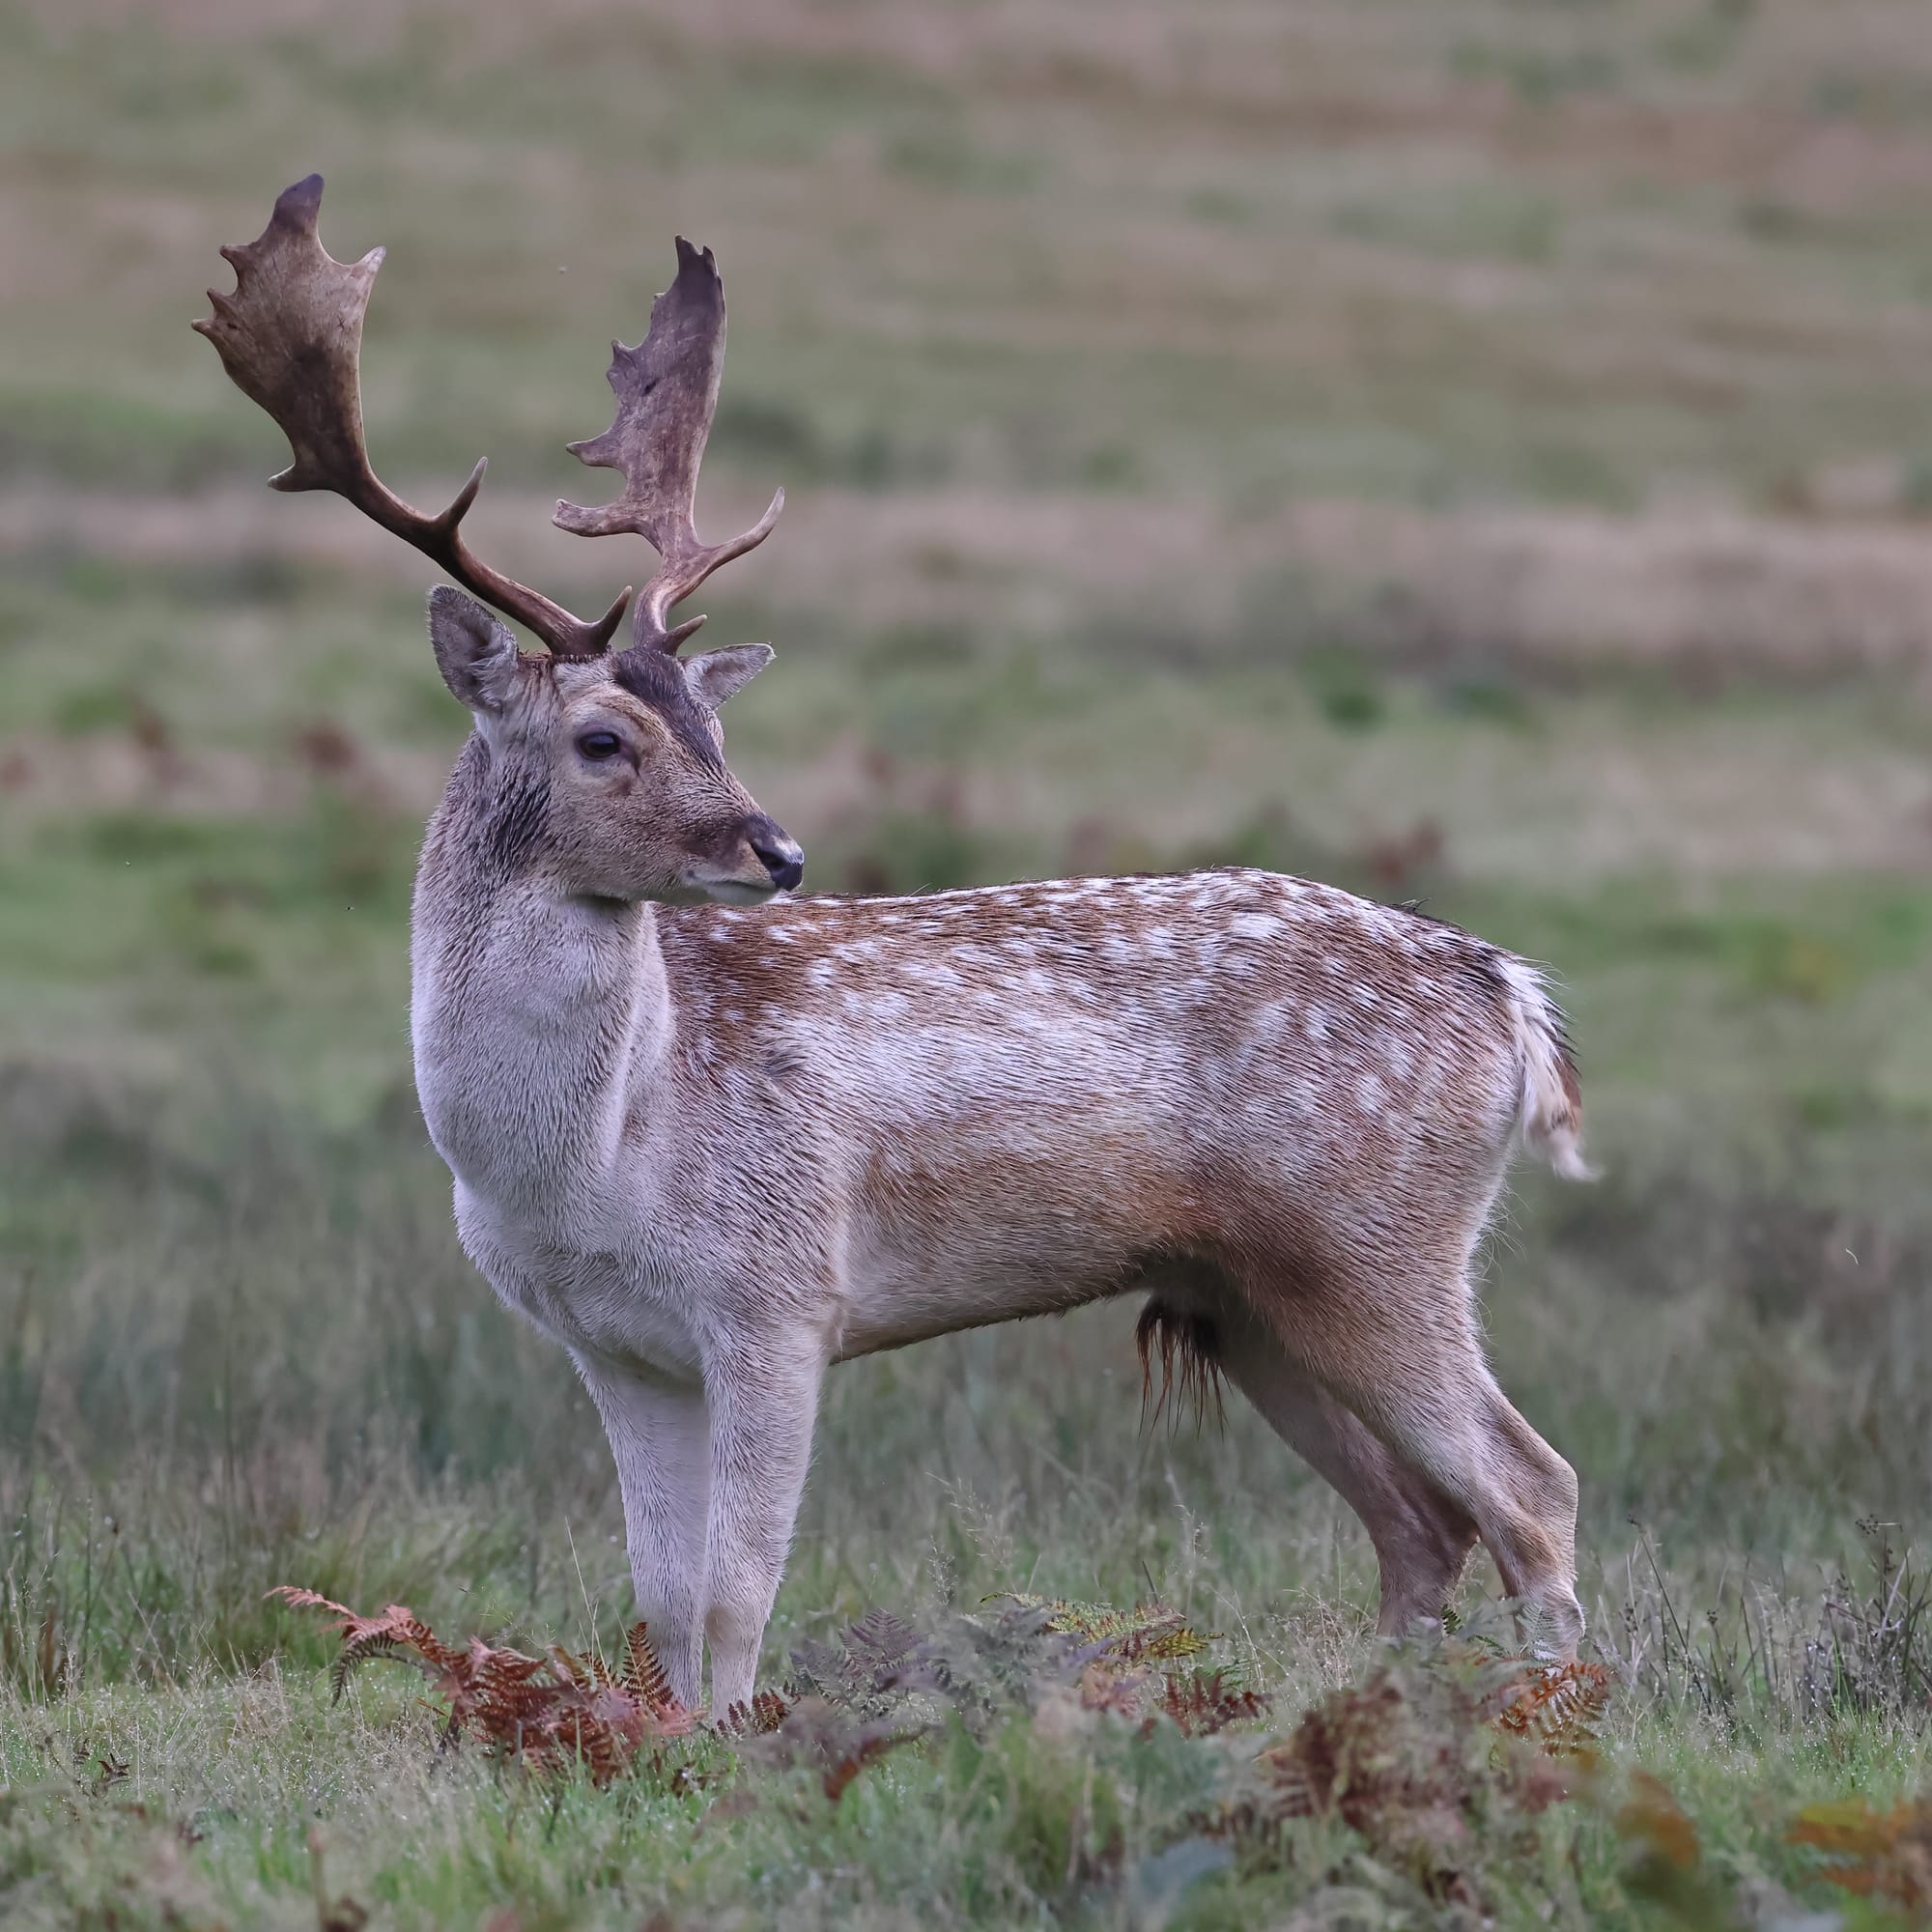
xmin=270 ymin=1585 xmax=695 ymax=1783
xmin=1789 ymin=1797 xmax=1932 ymax=1911
xmin=1159 ymin=1666 xmax=1270 ymax=1738
xmin=991 ymin=1594 xmax=1215 ymax=1663
xmin=619 ymin=1621 xmax=679 ymax=1716
xmin=1491 ymin=1660 xmax=1612 ymax=1757
xmin=264 ymin=1585 xmax=357 ymax=1619
xmin=719 ymin=1688 xmax=793 ymax=1737
xmin=739 ymin=1692 xmax=930 ymax=1803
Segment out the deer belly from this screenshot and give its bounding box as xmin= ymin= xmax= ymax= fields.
xmin=829 ymin=1108 xmax=1190 ymax=1356
xmin=834 ymin=1231 xmax=1134 ymax=1359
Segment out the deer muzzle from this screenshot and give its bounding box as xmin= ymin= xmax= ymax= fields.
xmin=743 ymin=816 xmax=805 ymax=893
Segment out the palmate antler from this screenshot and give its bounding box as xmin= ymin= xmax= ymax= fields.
xmin=194 ymin=176 xmax=781 ymax=657
xmin=556 ymin=237 xmax=784 ymax=652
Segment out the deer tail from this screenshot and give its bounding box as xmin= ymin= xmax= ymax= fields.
xmin=1496 ymin=957 xmax=1598 ymax=1181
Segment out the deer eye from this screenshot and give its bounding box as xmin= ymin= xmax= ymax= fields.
xmin=575 ymin=730 xmax=622 ymax=762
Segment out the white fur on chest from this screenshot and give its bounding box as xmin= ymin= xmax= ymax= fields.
xmin=454 ymin=1181 xmax=708 ymax=1383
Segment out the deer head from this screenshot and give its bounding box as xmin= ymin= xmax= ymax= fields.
xmin=194 ymin=175 xmax=803 ymax=904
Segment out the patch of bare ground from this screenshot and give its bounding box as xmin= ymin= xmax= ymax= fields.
xmin=0 ymin=728 xmax=449 ymax=824
xmin=14 ymin=484 xmax=1932 ymax=678
xmin=1289 ymin=501 xmax=1932 ymax=679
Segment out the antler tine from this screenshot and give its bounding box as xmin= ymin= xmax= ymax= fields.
xmin=193 ymin=175 xmax=632 ymax=657
xmin=555 ymin=237 xmax=783 ymax=653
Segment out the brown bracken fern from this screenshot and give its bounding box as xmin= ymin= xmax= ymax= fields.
xmin=267 ymin=1587 xmax=694 ymax=1786
xmin=990 ymin=1594 xmax=1215 ymax=1664
xmin=990 ymin=1593 xmax=1270 ymax=1738
xmin=271 ymin=1589 xmax=941 ymax=1806
xmin=271 ymin=1578 xmax=1628 ymax=1882
xmin=1157 ymin=1666 xmax=1272 ymax=1738
xmin=735 ymin=1694 xmax=933 ymax=1803
xmin=1489 ymin=1657 xmax=1613 ymax=1757
xmin=1210 ymin=1650 xmax=1609 ymax=1908
xmin=1788 ymin=1796 xmax=1932 ymax=1916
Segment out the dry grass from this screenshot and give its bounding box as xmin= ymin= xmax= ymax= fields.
xmin=25 ymin=484 xmax=1932 ymax=678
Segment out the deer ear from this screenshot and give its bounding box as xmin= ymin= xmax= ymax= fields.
xmin=428 ymin=585 xmax=521 ymax=713
xmin=682 ymin=643 xmax=774 ymax=712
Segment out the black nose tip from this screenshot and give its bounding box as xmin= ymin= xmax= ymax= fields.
xmin=748 ymin=823 xmax=804 ymax=893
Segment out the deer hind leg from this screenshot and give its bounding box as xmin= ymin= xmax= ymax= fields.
xmin=1171 ymin=1295 xmax=1480 ymax=1637
xmin=1248 ymin=1262 xmax=1583 ymax=1659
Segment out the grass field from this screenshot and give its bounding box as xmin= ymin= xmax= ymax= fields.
xmin=9 ymin=0 xmax=1932 ymax=1924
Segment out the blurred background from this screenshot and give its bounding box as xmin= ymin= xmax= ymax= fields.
xmin=5 ymin=0 xmax=1932 ymax=1679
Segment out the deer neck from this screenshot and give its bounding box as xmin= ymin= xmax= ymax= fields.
xmin=410 ymin=759 xmax=673 ymax=1221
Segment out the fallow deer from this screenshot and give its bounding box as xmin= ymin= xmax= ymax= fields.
xmin=196 ymin=177 xmax=1593 ymax=1716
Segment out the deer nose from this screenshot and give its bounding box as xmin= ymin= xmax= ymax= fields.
xmin=746 ymin=819 xmax=804 ymax=893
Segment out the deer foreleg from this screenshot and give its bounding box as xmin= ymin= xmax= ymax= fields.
xmin=701 ymin=1339 xmax=825 ymax=1718
xmin=575 ymin=1356 xmax=711 ymax=1710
